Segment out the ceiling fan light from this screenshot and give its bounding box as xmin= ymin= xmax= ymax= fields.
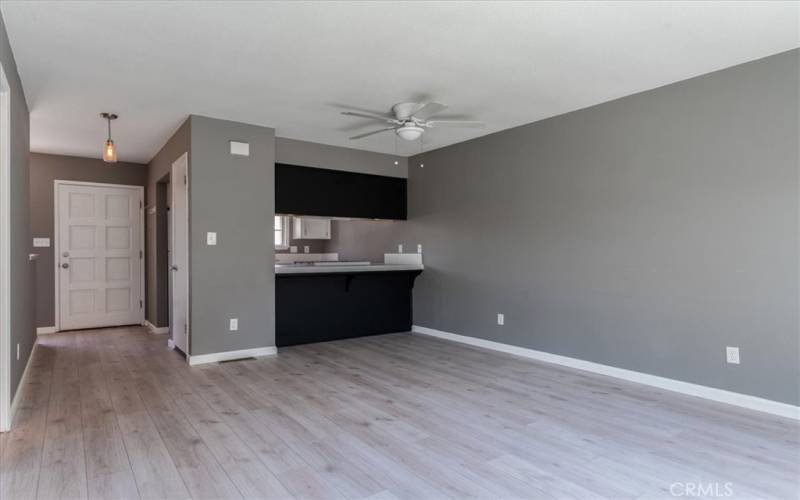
xmin=396 ymin=125 xmax=423 ymax=141
xmin=103 ymin=139 xmax=117 ymax=163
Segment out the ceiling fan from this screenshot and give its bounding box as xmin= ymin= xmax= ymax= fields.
xmin=341 ymin=102 xmax=484 ymax=141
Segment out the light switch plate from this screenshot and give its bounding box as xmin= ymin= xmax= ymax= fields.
xmin=290 ymin=246 xmax=297 ymax=253
xmin=206 ymin=232 xmax=217 ymax=246
xmin=497 ymin=313 xmax=504 ymax=326
xmin=304 ymin=246 xmax=310 ymax=253
xmin=229 ymin=318 xmax=238 ymax=331
xmin=398 ymin=244 xmax=403 ymax=253
xmin=230 ymin=141 xmax=250 ymax=156
xmin=726 ymin=346 xmax=740 ymax=364
xmin=33 ymin=237 xmax=50 ymax=248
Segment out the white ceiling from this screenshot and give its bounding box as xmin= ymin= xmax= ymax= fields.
xmin=2 ymin=1 xmax=798 ymax=163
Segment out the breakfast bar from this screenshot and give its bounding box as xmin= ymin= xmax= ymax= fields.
xmin=275 ymin=263 xmax=424 ymax=347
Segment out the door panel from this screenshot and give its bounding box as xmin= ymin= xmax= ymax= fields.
xmin=170 ymin=154 xmax=189 ymax=354
xmin=57 ymin=183 xmax=143 ymax=331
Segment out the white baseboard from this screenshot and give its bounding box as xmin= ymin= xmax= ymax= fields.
xmin=412 ymin=325 xmax=799 ymax=421
xmin=188 ymin=346 xmax=277 ymax=366
xmin=36 ymin=326 xmax=56 ymax=335
xmin=4 ymin=341 xmax=38 ymax=432
xmin=143 ymin=320 xmax=169 ymax=335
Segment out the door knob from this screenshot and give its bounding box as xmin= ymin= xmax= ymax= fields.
xmin=61 ymin=263 xmax=69 ymax=269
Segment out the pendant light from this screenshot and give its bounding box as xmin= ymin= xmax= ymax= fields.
xmin=101 ymin=112 xmax=118 ymax=163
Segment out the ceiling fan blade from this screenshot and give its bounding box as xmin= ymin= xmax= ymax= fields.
xmin=411 ymin=102 xmax=448 ymax=121
xmin=341 ymin=111 xmax=394 ymax=123
xmin=349 ymin=127 xmax=395 ymax=140
xmin=426 ymin=120 xmax=485 ymax=128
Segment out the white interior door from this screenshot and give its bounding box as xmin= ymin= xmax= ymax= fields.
xmin=56 ymin=182 xmax=143 ymax=331
xmin=170 ymin=153 xmax=189 ymax=353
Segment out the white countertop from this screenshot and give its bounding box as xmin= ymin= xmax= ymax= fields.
xmin=275 ymin=263 xmax=424 ymax=274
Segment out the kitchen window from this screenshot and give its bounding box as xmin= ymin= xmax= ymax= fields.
xmin=274 ymin=215 xmax=290 ymax=250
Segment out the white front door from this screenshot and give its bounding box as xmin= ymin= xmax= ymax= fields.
xmin=170 ymin=153 xmax=189 ymax=354
xmin=56 ymin=182 xmax=143 ymax=331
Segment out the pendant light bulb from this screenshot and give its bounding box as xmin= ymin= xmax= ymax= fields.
xmin=101 ymin=113 xmax=118 ymax=163
xmin=103 ymin=139 xmax=117 ymax=163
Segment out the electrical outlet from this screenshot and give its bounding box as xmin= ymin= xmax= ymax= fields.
xmin=497 ymin=313 xmax=504 ymax=326
xmin=726 ymin=346 xmax=740 ymax=364
xmin=206 ymin=232 xmax=217 ymax=246
xmin=417 ymin=244 xmax=422 ymax=254
xmin=398 ymin=244 xmax=403 ymax=253
xmin=229 ymin=318 xmax=239 ymax=331
xmin=304 ymin=246 xmax=310 ymax=253
xmin=290 ymin=246 xmax=297 ymax=253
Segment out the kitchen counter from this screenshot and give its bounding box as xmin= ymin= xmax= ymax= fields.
xmin=275 ymin=263 xmax=424 ymax=274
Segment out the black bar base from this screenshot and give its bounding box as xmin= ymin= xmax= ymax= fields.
xmin=276 ymin=270 xmax=421 ymax=347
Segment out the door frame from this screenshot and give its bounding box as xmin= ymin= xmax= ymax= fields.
xmin=170 ymin=152 xmax=190 ymax=355
xmin=0 ymin=56 xmax=12 ymax=431
xmin=53 ymin=180 xmax=145 ymax=332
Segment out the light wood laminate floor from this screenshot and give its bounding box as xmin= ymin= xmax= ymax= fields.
xmin=1 ymin=326 xmax=797 ymax=499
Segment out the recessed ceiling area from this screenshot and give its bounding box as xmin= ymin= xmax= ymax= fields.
xmin=1 ymin=0 xmax=797 ymax=163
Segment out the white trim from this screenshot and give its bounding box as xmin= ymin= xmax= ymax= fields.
xmin=412 ymin=325 xmax=800 ymax=421
xmin=6 ymin=342 xmax=37 ymax=432
xmin=36 ymin=326 xmax=57 ymax=335
xmin=53 ymin=181 xmax=145 ymax=331
xmin=143 ymin=320 xmax=169 ymax=335
xmin=0 ymin=61 xmax=11 ymax=432
xmin=188 ymin=346 xmax=277 ymax=366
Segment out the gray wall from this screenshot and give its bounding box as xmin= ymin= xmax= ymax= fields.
xmin=29 ymin=153 xmax=148 ymax=328
xmin=1 ymin=12 xmax=32 ymax=402
xmin=146 ymin=118 xmax=189 ymax=328
xmin=404 ymin=49 xmax=799 ymax=405
xmin=190 ymin=115 xmax=275 ymax=355
xmin=276 ymin=137 xmax=407 ymax=178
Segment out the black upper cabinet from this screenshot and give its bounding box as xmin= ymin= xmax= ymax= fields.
xmin=275 ymin=163 xmax=407 ymax=220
